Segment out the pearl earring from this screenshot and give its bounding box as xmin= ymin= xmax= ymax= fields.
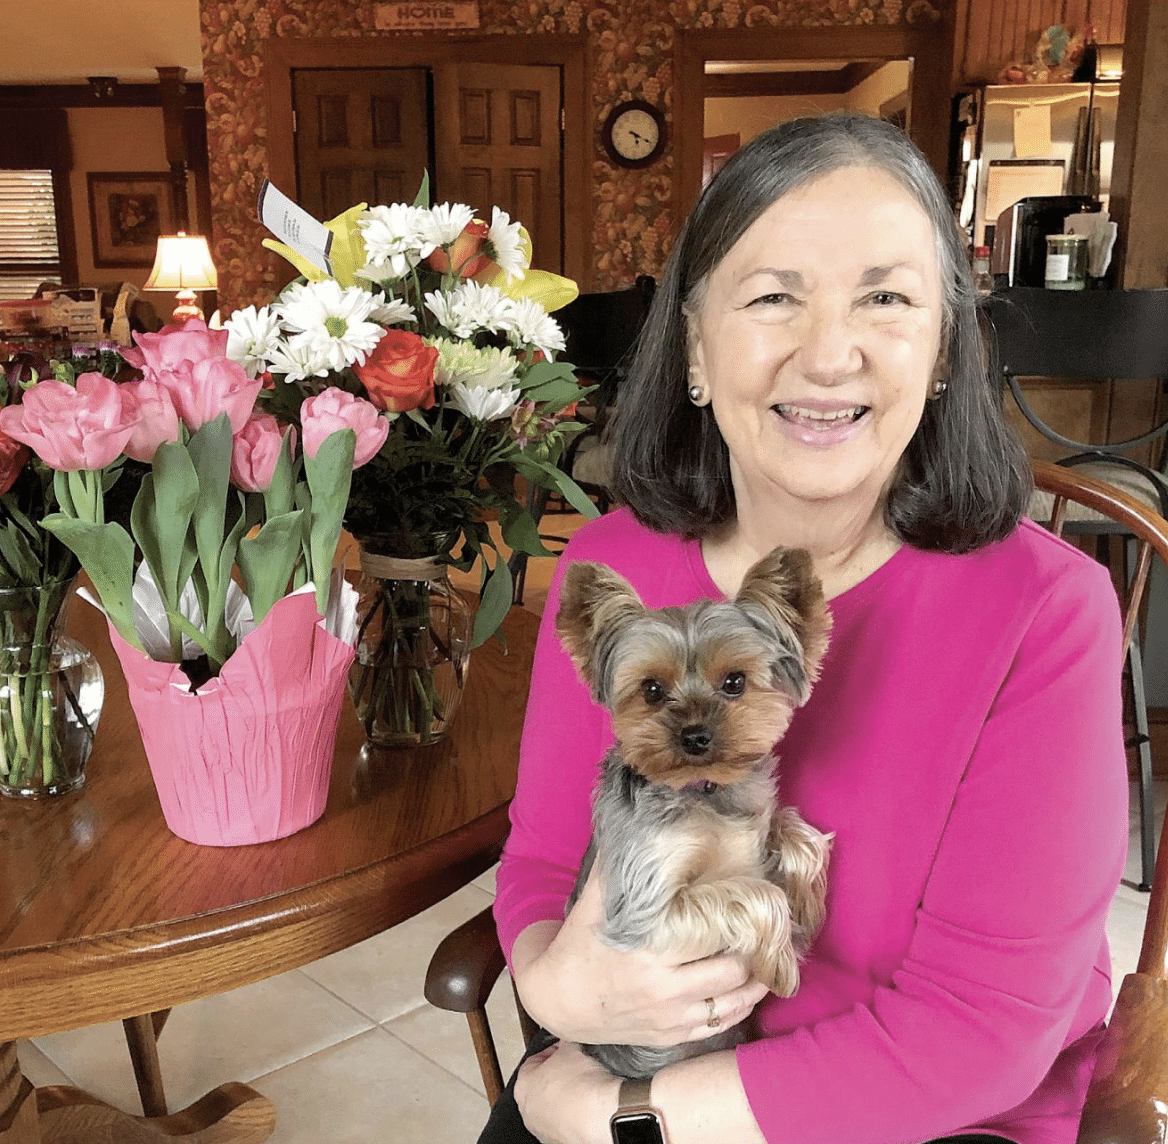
xmin=688 ymin=385 xmax=705 ymax=405
xmin=932 ymin=379 xmax=948 ymax=398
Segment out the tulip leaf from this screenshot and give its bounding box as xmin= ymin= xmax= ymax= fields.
xmin=237 ymin=509 xmax=306 ymax=626
xmin=472 ymin=552 xmax=513 ymax=649
xmin=262 ymin=429 xmax=297 ymax=519
xmin=40 ymin=514 xmax=142 ymax=651
xmin=186 ymin=415 xmax=234 ymax=643
xmin=303 ymin=430 xmax=356 ymax=618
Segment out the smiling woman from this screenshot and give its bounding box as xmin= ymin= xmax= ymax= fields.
xmin=480 ymin=114 xmax=1130 ymax=1144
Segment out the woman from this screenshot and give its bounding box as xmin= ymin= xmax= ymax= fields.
xmin=482 ymin=114 xmax=1128 ymax=1144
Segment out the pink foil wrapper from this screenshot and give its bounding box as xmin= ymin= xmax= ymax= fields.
xmin=110 ymin=591 xmax=357 ymax=847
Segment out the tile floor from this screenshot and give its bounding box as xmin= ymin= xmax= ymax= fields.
xmin=14 ymin=511 xmax=1165 ymax=1142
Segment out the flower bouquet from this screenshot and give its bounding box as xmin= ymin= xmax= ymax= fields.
xmin=0 ymin=358 xmax=103 ymax=797
xmin=0 ymin=322 xmax=385 ymax=843
xmin=227 ymin=177 xmax=597 ymax=746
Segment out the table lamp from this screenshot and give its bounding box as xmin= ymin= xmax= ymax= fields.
xmin=143 ymin=232 xmax=218 ymax=323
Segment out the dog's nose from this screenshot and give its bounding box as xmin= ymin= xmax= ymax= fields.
xmin=680 ymin=725 xmax=713 ymax=756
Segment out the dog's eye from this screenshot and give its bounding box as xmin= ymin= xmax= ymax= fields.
xmin=640 ymin=679 xmax=666 ymax=705
xmin=721 ymin=672 xmax=746 ymax=697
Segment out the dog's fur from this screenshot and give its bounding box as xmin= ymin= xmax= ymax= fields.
xmin=557 ymin=547 xmax=832 ymax=1079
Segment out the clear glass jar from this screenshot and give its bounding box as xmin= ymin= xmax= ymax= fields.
xmin=0 ymin=582 xmax=104 ymax=798
xmin=1045 ymin=234 xmax=1090 ymax=291
xmin=348 ymin=546 xmax=473 ymax=748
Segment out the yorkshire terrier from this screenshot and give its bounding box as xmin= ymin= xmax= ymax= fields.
xmin=557 ymin=546 xmax=832 ymax=1080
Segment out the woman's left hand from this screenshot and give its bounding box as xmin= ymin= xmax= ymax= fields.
xmin=514 ymin=1040 xmax=621 ymax=1144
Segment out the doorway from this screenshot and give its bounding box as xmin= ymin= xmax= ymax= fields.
xmin=265 ymin=36 xmax=590 ymax=287
xmin=674 ymin=19 xmax=956 ymax=220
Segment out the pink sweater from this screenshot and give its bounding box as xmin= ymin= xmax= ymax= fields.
xmin=495 ymin=509 xmax=1129 ymax=1144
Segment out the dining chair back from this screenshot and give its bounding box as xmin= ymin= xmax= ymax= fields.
xmin=1031 ymin=460 xmax=1168 ymax=1144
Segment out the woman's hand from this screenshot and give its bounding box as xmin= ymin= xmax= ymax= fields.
xmin=514 ymin=1041 xmax=619 ymax=1144
xmin=513 ymin=867 xmax=770 ymax=1047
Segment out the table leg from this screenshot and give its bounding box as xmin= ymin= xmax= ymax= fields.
xmin=0 ymin=1041 xmax=277 ymax=1144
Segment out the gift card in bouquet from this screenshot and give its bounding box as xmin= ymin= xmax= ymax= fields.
xmin=257 ymin=179 xmax=334 ymax=277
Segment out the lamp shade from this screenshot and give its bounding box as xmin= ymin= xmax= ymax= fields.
xmin=143 ymin=233 xmax=218 ymax=292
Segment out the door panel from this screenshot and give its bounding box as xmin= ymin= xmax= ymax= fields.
xmin=292 ymin=68 xmax=431 ymax=220
xmin=434 ymin=62 xmax=562 ymax=272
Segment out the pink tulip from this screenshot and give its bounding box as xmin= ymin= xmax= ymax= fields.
xmin=120 ymin=378 xmax=182 ymax=463
xmin=156 ymin=355 xmax=263 ymax=435
xmin=0 ymin=374 xmax=135 ymax=472
xmin=300 ymin=390 xmax=388 ymax=469
xmin=231 ymin=412 xmax=292 ymax=493
xmin=121 ymin=319 xmax=229 ymax=375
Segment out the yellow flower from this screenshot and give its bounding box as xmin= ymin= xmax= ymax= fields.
xmin=474 ymin=227 xmax=579 ymax=312
xmin=262 ymin=202 xmax=370 ymax=288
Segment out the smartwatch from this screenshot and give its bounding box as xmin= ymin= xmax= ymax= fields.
xmin=609 ymin=1077 xmax=667 ymax=1144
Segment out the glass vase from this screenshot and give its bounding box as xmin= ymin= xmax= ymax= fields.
xmin=0 ymin=580 xmax=105 ymax=798
xmin=348 ymin=546 xmax=473 ymax=748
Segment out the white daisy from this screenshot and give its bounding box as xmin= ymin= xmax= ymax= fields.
xmin=449 ymin=381 xmax=522 ymax=422
xmin=359 ymin=203 xmax=432 ymax=279
xmin=276 ymin=279 xmax=385 ymax=371
xmin=485 ymin=207 xmax=527 ymax=282
xmin=223 ymin=304 xmax=283 ymax=377
xmin=502 ymin=297 xmax=566 ymax=359
xmin=265 ymin=338 xmax=332 ymax=383
xmin=368 ymin=297 xmax=416 ymax=327
xmin=420 ymin=202 xmax=476 ymax=248
xmin=425 ymin=281 xmax=514 ymax=339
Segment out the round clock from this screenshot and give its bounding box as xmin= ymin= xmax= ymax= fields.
xmin=602 ymin=100 xmax=667 ymax=169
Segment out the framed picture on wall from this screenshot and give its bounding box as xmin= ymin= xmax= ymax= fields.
xmin=87 ymin=172 xmax=175 ymax=268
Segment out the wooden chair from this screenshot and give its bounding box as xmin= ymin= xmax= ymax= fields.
xmin=426 ymin=460 xmax=1168 ymax=1139
xmin=985 ymin=287 xmax=1168 ymax=890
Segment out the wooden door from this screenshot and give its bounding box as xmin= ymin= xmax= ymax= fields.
xmin=433 ymin=62 xmax=563 ymax=273
xmin=292 ymin=68 xmax=431 ymax=220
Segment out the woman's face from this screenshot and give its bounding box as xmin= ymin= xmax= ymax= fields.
xmin=687 ymin=164 xmax=945 ymax=520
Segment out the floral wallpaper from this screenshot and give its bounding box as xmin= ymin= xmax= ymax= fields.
xmin=199 ymin=0 xmax=917 ymax=310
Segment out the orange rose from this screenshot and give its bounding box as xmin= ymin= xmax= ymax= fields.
xmin=0 ymin=431 xmax=29 ymax=496
xmin=426 ymin=219 xmax=491 ymax=278
xmin=353 ymin=330 xmax=438 ymax=413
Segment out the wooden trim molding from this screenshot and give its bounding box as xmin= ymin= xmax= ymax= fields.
xmin=264 ymin=34 xmax=591 ymax=291
xmin=673 ymin=17 xmax=957 ymax=224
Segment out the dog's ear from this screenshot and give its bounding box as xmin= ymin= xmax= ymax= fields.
xmin=734 ymin=547 xmax=831 ymax=705
xmin=555 ymin=561 xmax=645 ymax=698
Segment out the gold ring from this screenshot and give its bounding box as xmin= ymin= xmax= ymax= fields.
xmin=704 ymin=996 xmax=720 ymax=1029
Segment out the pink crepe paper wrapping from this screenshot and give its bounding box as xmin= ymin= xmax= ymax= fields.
xmin=110 ymin=590 xmax=356 ymax=846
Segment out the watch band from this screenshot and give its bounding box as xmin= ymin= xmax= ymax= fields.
xmin=609 ymin=1076 xmax=667 ymax=1144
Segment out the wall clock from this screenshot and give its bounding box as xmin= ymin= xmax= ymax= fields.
xmin=602 ymin=100 xmax=667 ymax=169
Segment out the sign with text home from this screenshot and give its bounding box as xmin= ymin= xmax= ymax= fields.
xmin=374 ymin=2 xmax=480 ymax=29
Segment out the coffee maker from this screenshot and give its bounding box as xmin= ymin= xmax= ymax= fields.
xmin=990 ymin=195 xmax=1101 ymax=287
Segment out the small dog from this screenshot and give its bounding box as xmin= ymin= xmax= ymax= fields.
xmin=557 ymin=547 xmax=832 ymax=1080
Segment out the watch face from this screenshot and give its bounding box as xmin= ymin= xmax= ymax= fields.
xmin=611 ymin=108 xmax=661 ymax=161
xmin=610 ymin=1110 xmax=665 ymax=1144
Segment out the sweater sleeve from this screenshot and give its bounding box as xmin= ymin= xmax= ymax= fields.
xmin=493 ymin=528 xmax=615 ymax=963
xmin=735 ymin=555 xmax=1129 ymax=1143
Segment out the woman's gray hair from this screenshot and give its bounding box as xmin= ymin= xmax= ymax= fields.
xmin=609 ymin=112 xmax=1031 ymax=552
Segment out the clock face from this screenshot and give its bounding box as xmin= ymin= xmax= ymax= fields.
xmin=604 ymin=101 xmax=666 ymax=168
xmin=612 ymin=108 xmax=660 ymax=161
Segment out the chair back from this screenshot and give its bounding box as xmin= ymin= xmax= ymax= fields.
xmin=1033 ymin=459 xmax=1168 ymax=978
xmin=983 ymin=288 xmax=1168 ymax=457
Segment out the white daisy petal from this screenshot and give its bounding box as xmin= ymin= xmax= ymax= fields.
xmin=449 ymin=381 xmax=522 ymax=422
xmin=359 ymin=203 xmax=432 ymax=278
xmin=421 ymin=202 xmax=476 ymax=248
xmin=224 ymin=304 xmax=283 ymax=377
xmin=276 ymin=280 xmax=385 ymax=370
xmin=486 ymin=207 xmax=528 ymax=282
xmin=265 ymin=338 xmax=331 ymax=383
xmin=502 ymin=298 xmax=566 ymax=359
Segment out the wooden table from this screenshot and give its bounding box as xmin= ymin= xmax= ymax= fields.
xmin=0 ymin=598 xmax=537 ymax=1143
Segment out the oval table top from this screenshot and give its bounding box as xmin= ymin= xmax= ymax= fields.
xmin=0 ymin=594 xmax=537 ymax=1041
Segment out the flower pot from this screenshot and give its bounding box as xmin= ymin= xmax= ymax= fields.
xmin=108 ymin=591 xmax=356 ymax=846
xmin=0 ymin=580 xmax=104 ymax=799
xmin=348 ymin=547 xmax=473 ymax=748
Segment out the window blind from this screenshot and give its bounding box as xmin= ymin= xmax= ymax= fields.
xmin=0 ymin=170 xmax=61 ymax=301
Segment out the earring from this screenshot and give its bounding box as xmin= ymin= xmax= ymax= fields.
xmin=688 ymin=385 xmax=706 ymax=405
xmin=931 ymin=379 xmax=948 ymax=398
